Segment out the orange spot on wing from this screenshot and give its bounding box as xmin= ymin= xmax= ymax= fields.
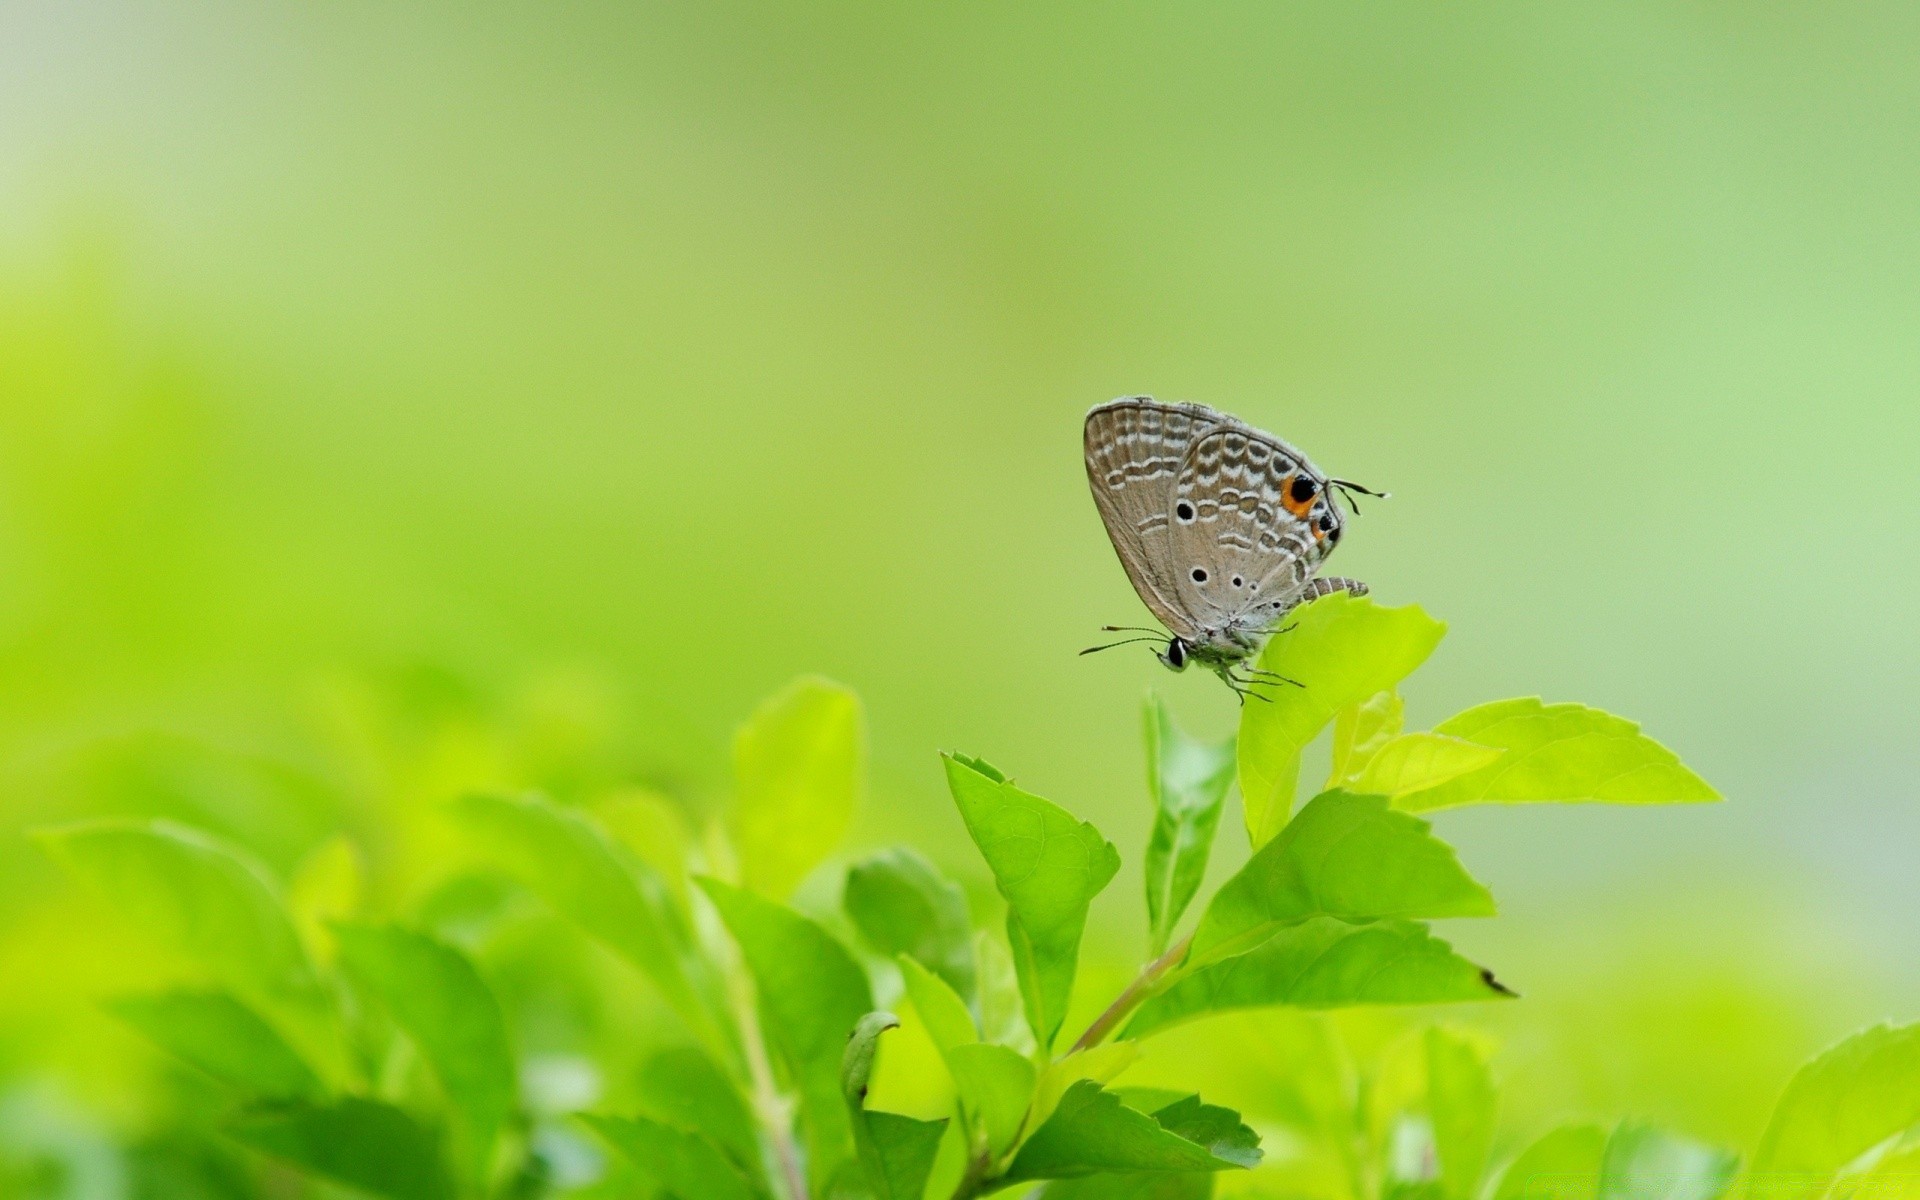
xmin=1279 ymin=475 xmax=1316 ymax=519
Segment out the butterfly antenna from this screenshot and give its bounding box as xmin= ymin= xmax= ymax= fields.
xmin=1330 ymin=478 xmax=1391 ymax=515
xmin=1079 ymin=636 xmax=1164 ymax=656
xmin=1099 ymin=625 xmax=1164 ymax=635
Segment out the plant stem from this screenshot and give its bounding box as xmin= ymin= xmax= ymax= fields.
xmin=727 ymin=962 xmax=809 ymax=1200
xmin=1068 ymin=933 xmax=1192 ymax=1054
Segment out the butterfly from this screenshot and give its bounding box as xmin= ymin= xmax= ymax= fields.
xmin=1081 ymin=396 xmax=1384 ymax=700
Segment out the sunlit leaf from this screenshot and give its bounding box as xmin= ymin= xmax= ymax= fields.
xmin=1142 ymin=695 xmax=1236 ymax=956
xmin=332 ymin=922 xmax=517 ymax=1177
xmin=846 ymin=847 xmax=976 ymax=1000
xmin=583 ymin=1113 xmax=763 ymax=1200
xmin=974 ymin=931 xmax=1035 ymax=1054
xmin=898 ymin=954 xmax=978 ymax=1054
xmin=1394 ymin=700 xmax=1719 ymax=813
xmin=1347 ymin=735 xmax=1505 ymax=799
xmin=1751 ymin=1022 xmax=1920 ymax=1198
xmin=1426 ymin=1027 xmax=1498 ymax=1200
xmin=1005 ymin=1082 xmax=1259 ymax=1183
xmin=1238 ymin=596 xmax=1447 ymax=845
xmin=947 ymin=1042 xmax=1037 ymax=1156
xmin=1125 ymin=918 xmax=1512 ymax=1039
xmin=636 ymin=1047 xmax=762 ymax=1178
xmin=730 ymin=676 xmax=863 ymax=899
xmin=698 ymin=877 xmax=873 ymax=1190
xmin=1031 ymin=1043 xmax=1144 ymax=1137
xmin=1597 ymin=1123 xmax=1736 ymax=1200
xmin=1492 ymin=1123 xmax=1607 ymax=1200
xmin=943 ymin=753 xmax=1120 ymax=1050
xmin=843 ymin=1013 xmax=950 ymax=1200
xmin=1329 ymin=691 xmax=1405 ymax=786
xmin=286 ymin=835 xmax=361 ymax=967
xmin=109 ymin=990 xmax=322 ymax=1100
xmin=1035 ymin=1174 xmax=1213 ymax=1199
xmin=1189 ymin=791 xmax=1494 ymax=966
xmin=227 ymin=1097 xmax=453 ymax=1200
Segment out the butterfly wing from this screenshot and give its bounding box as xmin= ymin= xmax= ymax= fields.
xmin=1164 ymin=420 xmax=1346 ymax=631
xmin=1083 ymin=397 xmax=1228 ymax=639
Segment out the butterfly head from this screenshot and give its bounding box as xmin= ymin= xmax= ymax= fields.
xmin=1157 ymin=637 xmax=1191 ymax=672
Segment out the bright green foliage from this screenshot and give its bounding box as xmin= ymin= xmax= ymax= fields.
xmin=227 ymin=1097 xmax=454 ymax=1200
xmin=1751 ymin=1022 xmax=1920 ymax=1197
xmin=943 ymin=753 xmax=1121 ymax=1050
xmin=583 ymin=1113 xmax=765 ymax=1200
xmin=1238 ymin=596 xmax=1447 ymax=845
xmin=698 ymin=877 xmax=874 ymax=1190
xmin=947 ymin=1042 xmax=1038 ymax=1155
xmin=1125 ymin=917 xmax=1510 ymax=1039
xmin=37 ymin=820 xmax=318 ymax=1008
xmin=331 ymin=922 xmax=517 ymax=1179
xmin=1141 ymin=695 xmax=1236 ymax=956
xmin=731 ymin=676 xmax=863 ymax=899
xmin=1346 ymin=733 xmax=1506 ymax=798
xmin=1395 ymin=699 xmax=1720 ymax=813
xmin=1493 ymin=1124 xmax=1607 ymax=1200
xmin=636 ymin=1047 xmax=763 ymax=1179
xmin=108 ymin=990 xmax=323 ymax=1100
xmin=451 ymin=791 xmax=724 ymax=1053
xmin=899 ymin=954 xmax=979 ymax=1053
xmin=1424 ymin=1027 xmax=1499 ymax=1200
xmin=1004 ymin=1081 xmax=1258 ymax=1183
xmin=1188 ymin=790 xmax=1495 ymax=966
xmin=1597 ymin=1123 xmax=1737 ymax=1200
xmin=846 ymin=847 xmax=976 ymax=1000
xmin=1329 ymin=690 xmax=1405 ymax=784
xmin=843 ymin=1013 xmax=950 ymax=1200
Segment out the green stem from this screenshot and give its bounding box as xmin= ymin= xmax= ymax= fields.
xmin=1068 ymin=933 xmax=1191 ymax=1054
xmin=727 ymin=957 xmax=809 ymax=1200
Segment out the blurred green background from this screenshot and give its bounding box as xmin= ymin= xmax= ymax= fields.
xmin=2 ymin=0 xmax=1916 ymax=1174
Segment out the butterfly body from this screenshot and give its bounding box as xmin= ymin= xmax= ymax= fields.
xmin=1083 ymin=397 xmax=1372 ymax=696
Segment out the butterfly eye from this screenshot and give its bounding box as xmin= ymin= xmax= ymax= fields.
xmin=1289 ymin=476 xmax=1318 ymax=504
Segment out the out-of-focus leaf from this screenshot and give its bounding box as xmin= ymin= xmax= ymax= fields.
xmin=1834 ymin=1143 xmax=1920 ymax=1200
xmin=1347 ymin=735 xmax=1506 ymax=799
xmin=37 ymin=820 xmax=317 ymax=1007
xmin=898 ymin=955 xmax=978 ymax=1054
xmin=227 ymin=1097 xmax=453 ymax=1200
xmin=730 ymin=676 xmax=863 ymax=899
xmin=594 ymin=787 xmax=694 ymax=900
xmin=1142 ymin=695 xmax=1236 ymax=956
xmin=1125 ymin=918 xmax=1512 ymax=1039
xmin=1751 ymin=1022 xmax=1920 ymax=1197
xmin=287 ymin=835 xmax=362 ymax=966
xmin=1426 ymin=1027 xmax=1498 ymax=1200
xmin=1492 ymin=1124 xmax=1607 ymax=1200
xmin=582 ymin=1113 xmax=763 ymax=1200
xmin=636 ymin=1047 xmax=761 ymax=1177
xmin=845 ymin=847 xmax=976 ymax=1000
xmin=943 ymin=753 xmax=1120 ymax=1050
xmin=109 ymin=990 xmax=323 ymax=1100
xmin=1597 ymin=1123 xmax=1736 ymax=1200
xmin=843 ymin=1013 xmax=950 ymax=1200
xmin=1189 ymin=791 xmax=1494 ymax=965
xmin=1394 ymin=700 xmax=1719 ymax=813
xmin=452 ymin=792 xmax=726 ymax=1054
xmin=1037 ymin=1174 xmax=1214 ymax=1198
xmin=698 ymin=877 xmax=872 ymax=1190
xmin=947 ymin=1042 xmax=1037 ymax=1156
xmin=1005 ymin=1082 xmax=1259 ymax=1183
xmin=332 ymin=922 xmax=517 ymax=1176
xmin=1329 ymin=691 xmax=1405 ymax=786
xmin=1238 ymin=596 xmax=1447 ymax=845
xmin=975 ymin=931 xmax=1034 ymax=1053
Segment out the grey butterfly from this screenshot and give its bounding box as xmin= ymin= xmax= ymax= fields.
xmin=1082 ymin=396 xmax=1382 ymax=699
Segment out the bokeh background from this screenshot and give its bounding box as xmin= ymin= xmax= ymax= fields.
xmin=3 ymin=0 xmax=1917 ymax=1182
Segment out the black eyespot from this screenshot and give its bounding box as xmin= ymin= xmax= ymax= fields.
xmin=1317 ymin=513 xmax=1335 ymax=532
xmin=1327 ymin=524 xmax=1342 ymax=543
xmin=1289 ymin=476 xmax=1318 ymax=504
xmin=1232 ymin=576 xmax=1244 ymax=588
xmin=1191 ymin=567 xmax=1208 ymax=582
xmin=1174 ymin=501 xmax=1195 ymax=521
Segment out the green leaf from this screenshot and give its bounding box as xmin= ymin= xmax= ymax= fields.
xmin=1036 ymin=1175 xmax=1213 ymax=1199
xmin=332 ymin=922 xmax=517 ymax=1176
xmin=846 ymin=847 xmax=976 ymax=1000
xmin=1492 ymin=1124 xmax=1607 ymax=1200
xmin=1426 ymin=1027 xmax=1498 ymax=1200
xmin=636 ymin=1047 xmax=762 ymax=1178
xmin=843 ymin=1013 xmax=950 ymax=1200
xmin=227 ymin=1097 xmax=453 ymax=1200
xmin=37 ymin=820 xmax=317 ymax=1007
xmin=730 ymin=676 xmax=863 ymax=899
xmin=1238 ymin=595 xmax=1447 ymax=845
xmin=698 ymin=877 xmax=874 ymax=1190
xmin=583 ymin=1113 xmax=763 ymax=1200
xmin=1189 ymin=791 xmax=1495 ymax=966
xmin=287 ymin=835 xmax=361 ymax=966
xmin=943 ymin=753 xmax=1120 ymax=1050
xmin=1005 ymin=1082 xmax=1259 ymax=1183
xmin=947 ymin=1042 xmax=1038 ymax=1156
xmin=1751 ymin=1022 xmax=1920 ymax=1195
xmin=974 ymin=931 xmax=1034 ymax=1053
xmin=451 ymin=792 xmax=726 ymax=1055
xmin=1124 ymin=918 xmax=1512 ymax=1039
xmin=108 ymin=990 xmax=323 ymax=1100
xmin=898 ymin=954 xmax=978 ymax=1054
xmin=1347 ymin=735 xmax=1506 ymax=798
xmin=1597 ymin=1123 xmax=1736 ymax=1200
xmin=1142 ymin=695 xmax=1236 ymax=957
xmin=1394 ymin=700 xmax=1720 ymax=813
xmin=1329 ymin=691 xmax=1405 ymax=786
